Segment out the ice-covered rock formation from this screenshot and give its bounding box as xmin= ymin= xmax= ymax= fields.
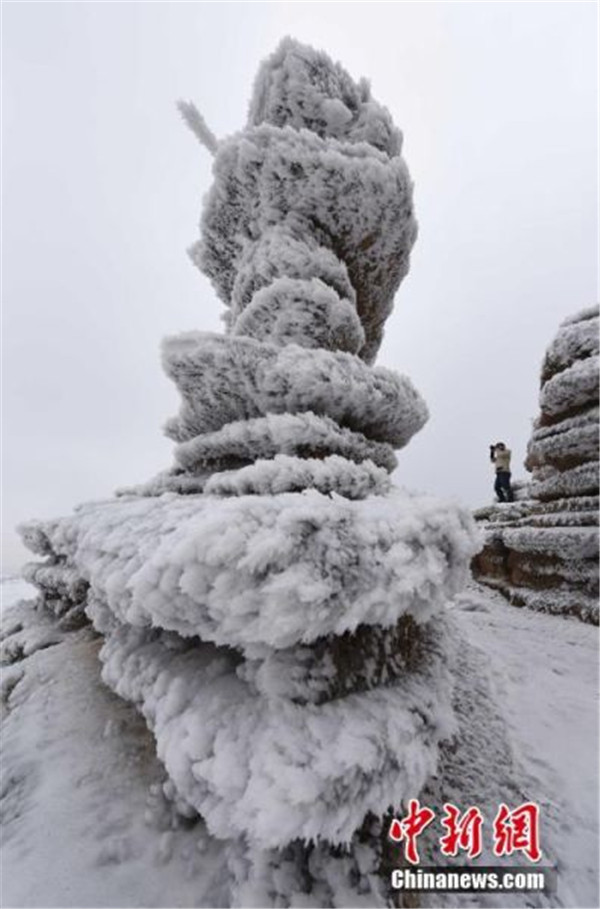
xmin=472 ymin=306 xmax=599 ymax=624
xmin=19 ymin=40 xmax=480 ymax=903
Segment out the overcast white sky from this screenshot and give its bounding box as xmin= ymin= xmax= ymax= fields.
xmin=2 ymin=1 xmax=598 ymax=572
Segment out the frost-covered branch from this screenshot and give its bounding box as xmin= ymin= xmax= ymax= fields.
xmin=177 ymin=100 xmax=219 ymax=155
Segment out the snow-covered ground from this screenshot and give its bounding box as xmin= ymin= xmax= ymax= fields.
xmin=1 ymin=584 xmax=231 ymax=909
xmin=449 ymin=586 xmax=599 ymax=908
xmin=1 ymin=577 xmax=36 ymax=613
xmin=1 ymin=579 xmax=598 ymax=908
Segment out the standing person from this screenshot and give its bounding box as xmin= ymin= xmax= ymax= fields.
xmin=490 ymin=442 xmax=514 ymax=502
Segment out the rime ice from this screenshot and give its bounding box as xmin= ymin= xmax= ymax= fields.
xmin=19 ymin=39 xmax=480 ymax=903
xmin=473 ymin=306 xmax=599 ymax=624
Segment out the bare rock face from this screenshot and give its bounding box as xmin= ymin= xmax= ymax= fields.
xmin=472 ymin=306 xmax=599 ymax=624
xmin=19 ymin=40 xmax=480 ymax=903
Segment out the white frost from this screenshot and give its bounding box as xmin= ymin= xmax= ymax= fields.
xmin=173 ymin=412 xmax=398 ymax=474
xmin=162 ymin=332 xmax=427 ymax=448
xmin=20 ymin=488 xmax=481 ymax=652
xmin=204 ymin=454 xmax=391 ymax=499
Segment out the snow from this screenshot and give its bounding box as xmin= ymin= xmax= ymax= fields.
xmin=199 ymin=124 xmax=416 ymax=366
xmin=526 ymin=409 xmax=599 ymax=472
xmin=2 ymin=581 xmax=598 ymax=907
xmin=21 ymin=562 xmax=89 ymax=617
xmin=529 ymin=461 xmax=599 ymax=502
xmin=203 ymin=454 xmax=391 ymax=499
xmin=248 ymin=38 xmax=402 ymax=156
xmin=539 ymin=355 xmax=599 ymax=421
xmin=445 ymin=585 xmax=599 ymax=908
xmin=501 ymin=525 xmax=598 ymax=559
xmin=177 ymin=99 xmax=220 ymax=155
xmin=541 ymin=307 xmax=599 ymax=383
xmin=99 ymin=617 xmax=456 ymax=849
xmin=162 ymin=332 xmax=428 ymax=448
xmin=1 ymin=576 xmax=36 ymax=613
xmin=172 ymin=412 xmax=398 ymax=473
xmin=561 ymin=305 xmax=599 ymax=327
xmin=197 ymin=40 xmax=418 ymax=367
xmin=118 ymin=455 xmax=392 ymax=501
xmin=485 ymin=585 xmax=598 ymax=623
xmin=7 ymin=36 xmax=597 ymax=908
xmin=479 ymin=495 xmax=599 ymax=532
xmin=523 ymin=510 xmax=598 ymax=529
xmin=223 ymin=227 xmax=357 ymax=332
xmin=11 ymin=34 xmax=478 ymax=893
xmin=232 ymin=276 xmax=365 ymax=354
xmin=18 ymin=488 xmax=480 ymax=651
xmin=116 ymin=468 xmax=210 ymax=498
xmin=474 ymin=305 xmax=598 ymax=627
xmin=1 ymin=596 xmax=231 ymax=909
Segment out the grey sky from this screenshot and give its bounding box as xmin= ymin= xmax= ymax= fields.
xmin=2 ymin=1 xmax=597 ymax=573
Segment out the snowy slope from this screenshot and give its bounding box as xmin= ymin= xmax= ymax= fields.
xmin=1 ymin=594 xmax=231 ymax=909
xmin=445 ymin=584 xmax=599 ymax=908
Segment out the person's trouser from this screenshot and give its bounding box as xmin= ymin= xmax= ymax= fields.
xmin=495 ymin=470 xmax=514 ymax=502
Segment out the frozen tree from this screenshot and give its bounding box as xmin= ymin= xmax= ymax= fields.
xmin=473 ymin=305 xmax=599 ymax=624
xmin=20 ymin=39 xmax=480 ymax=905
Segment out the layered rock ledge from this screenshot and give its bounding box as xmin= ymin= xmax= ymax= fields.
xmin=472 ymin=306 xmax=599 ymax=624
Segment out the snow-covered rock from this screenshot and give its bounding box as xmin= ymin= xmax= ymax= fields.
xmin=173 ymin=411 xmax=399 ymax=473
xmin=196 ymin=38 xmax=417 ymax=366
xmin=473 ymin=306 xmax=599 ymax=623
xmin=4 ymin=582 xmax=598 ymax=907
xmin=162 ymin=332 xmax=428 ymax=447
xmin=15 ymin=38 xmax=481 ymax=903
xmin=99 ymin=617 xmax=457 ymax=849
xmin=21 ymin=489 xmax=476 ymax=652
